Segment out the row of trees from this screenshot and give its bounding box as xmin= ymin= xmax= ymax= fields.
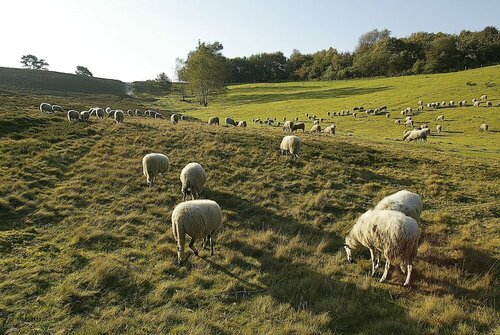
xmin=177 ymin=26 xmax=499 ymax=106
xmin=20 ymin=54 xmax=94 ymax=77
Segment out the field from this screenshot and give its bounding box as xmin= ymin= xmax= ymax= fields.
xmin=0 ymin=67 xmax=499 ymax=334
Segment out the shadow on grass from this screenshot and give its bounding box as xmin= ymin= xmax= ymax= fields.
xmin=226 ymin=86 xmax=390 ymax=104
xmin=0 ymin=117 xmax=51 ymax=139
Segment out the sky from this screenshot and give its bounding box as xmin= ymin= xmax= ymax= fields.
xmin=1 ymin=0 xmax=499 ymax=82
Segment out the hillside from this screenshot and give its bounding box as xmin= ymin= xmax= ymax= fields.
xmin=0 ymin=70 xmax=498 ymax=334
xmin=153 ymin=66 xmax=500 ymax=158
xmin=0 ymin=67 xmax=125 ymax=95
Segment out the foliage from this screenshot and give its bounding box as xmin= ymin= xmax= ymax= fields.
xmin=20 ymin=54 xmax=49 ymax=70
xmin=75 ymin=66 xmax=93 ymax=77
xmin=132 ymin=73 xmax=172 ymax=94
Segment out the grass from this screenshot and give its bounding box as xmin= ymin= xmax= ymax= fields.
xmin=0 ymin=67 xmax=498 ymax=334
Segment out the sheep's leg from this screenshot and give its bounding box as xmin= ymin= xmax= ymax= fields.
xmin=369 ymin=249 xmax=377 ymax=276
xmin=380 ymin=258 xmax=391 ymax=283
xmin=189 ymin=238 xmax=198 ymax=256
xmin=400 ymin=260 xmax=407 ymax=274
xmin=209 ymin=235 xmax=214 ymax=256
xmin=177 ymin=234 xmax=186 ymax=266
xmin=202 ymin=237 xmax=209 ymax=249
xmin=404 ymin=259 xmax=413 ymax=286
xmin=375 ymin=252 xmax=381 ymax=273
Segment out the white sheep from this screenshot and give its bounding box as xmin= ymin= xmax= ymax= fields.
xmin=480 ymin=94 xmax=487 ymax=101
xmin=292 ymin=122 xmax=305 ymax=132
xmin=343 ymin=209 xmax=419 ymax=286
xmin=405 ymin=119 xmax=414 ymax=127
xmin=472 ymin=98 xmax=477 ymax=103
xmin=39 ymin=103 xmax=53 ymax=114
xmin=52 ymin=105 xmax=64 ymax=112
xmin=449 ymin=100 xmax=454 ymax=107
xmin=486 ymin=101 xmax=492 ymax=107
xmin=394 ymin=119 xmax=401 ymax=125
xmin=225 ymin=117 xmax=237 ymax=126
xmin=208 ymin=117 xmax=219 ymax=125
xmin=105 ymin=107 xmax=111 ymax=114
xmin=283 ymin=121 xmax=294 ymax=132
xmin=324 ymin=125 xmax=336 ymax=134
xmin=135 ymin=109 xmax=142 ymax=116
xmin=403 ymin=129 xmax=428 ymax=142
xmin=310 ymin=124 xmax=321 ymax=133
xmin=80 ymin=111 xmax=90 ymax=121
xmin=480 ymin=123 xmax=489 ymax=132
xmin=172 ymin=199 xmax=223 ymax=265
xmin=436 ymin=115 xmax=444 ymax=121
xmin=237 ymin=120 xmax=247 ymax=127
xmin=436 ymin=124 xmax=442 ymax=133
xmin=114 ymin=110 xmax=124 ymax=123
xmin=96 ymin=108 xmax=105 ymax=119
xmin=474 ymin=101 xmax=481 ymax=107
xmin=418 ymin=100 xmax=423 ymax=106
xmin=280 ymin=135 xmax=301 ymax=160
xmin=373 ymin=190 xmax=423 ymax=221
xmin=170 ymin=114 xmax=179 ymax=124
xmin=180 ymin=163 xmax=206 ymax=201
xmin=142 ymin=153 xmax=170 ymax=187
xmin=67 ymin=110 xmax=80 ymax=122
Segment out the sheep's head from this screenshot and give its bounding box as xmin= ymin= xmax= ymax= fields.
xmin=343 ymin=236 xmax=355 ymax=263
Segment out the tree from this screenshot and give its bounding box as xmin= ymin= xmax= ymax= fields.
xmin=356 ymin=29 xmax=391 ymax=52
xmin=20 ymin=54 xmax=49 ymax=70
xmin=155 ymin=72 xmax=172 ymax=92
xmin=75 ymin=65 xmax=93 ymax=77
xmin=175 ymin=58 xmax=188 ymax=101
xmin=425 ymin=36 xmax=462 ymax=73
xmin=181 ymin=41 xmax=229 ymax=106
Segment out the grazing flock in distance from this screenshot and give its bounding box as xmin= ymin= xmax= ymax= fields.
xmin=36 ymin=93 xmax=494 ymax=285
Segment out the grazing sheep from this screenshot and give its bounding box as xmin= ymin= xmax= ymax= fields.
xmin=474 ymin=101 xmax=481 ymax=107
xmin=324 ymin=125 xmax=336 ymax=135
xmin=310 ymin=124 xmax=321 ymax=133
xmin=171 ymin=199 xmax=223 ymax=265
xmin=208 ymin=117 xmax=219 ymax=125
xmin=313 ymin=120 xmax=320 ymax=125
xmin=436 ymin=125 xmax=442 ymax=133
xmin=225 ymin=117 xmax=237 ymax=126
xmin=67 ymin=110 xmax=80 ymax=122
xmin=480 ymin=123 xmax=489 ymax=132
xmin=39 ymin=103 xmax=53 ymax=114
xmin=283 ymin=117 xmax=287 ymax=121
xmin=486 ymin=101 xmax=492 ymax=107
xmin=107 ymin=110 xmax=116 ymax=118
xmin=135 ymin=109 xmax=142 ymax=116
xmin=436 ymin=115 xmax=444 ymax=121
xmin=105 ymin=107 xmax=111 ymax=114
xmin=480 ymin=95 xmax=487 ymax=101
xmin=237 ymin=120 xmax=247 ymax=127
xmin=171 ymin=114 xmax=179 ymax=124
xmin=374 ymin=190 xmax=423 ymax=221
xmin=405 ymin=107 xmax=412 ymax=114
xmin=441 ymin=101 xmax=447 ymax=107
xmin=292 ymin=122 xmax=305 ymax=132
xmin=405 ymin=119 xmax=414 ymax=127
xmin=80 ymin=111 xmax=90 ymax=121
xmin=142 ymin=153 xmax=170 ymax=187
xmin=52 ymin=105 xmax=64 ymax=112
xmin=343 ymin=209 xmax=419 ymax=285
xmin=283 ymin=121 xmax=294 ymax=132
xmin=181 ymin=115 xmax=188 ymax=121
xmin=127 ymin=109 xmax=134 ymax=116
xmin=114 ymin=110 xmax=124 ymax=123
xmin=449 ymin=100 xmax=454 ymax=107
xmin=405 ymin=116 xmax=412 ymax=122
xmin=155 ymin=112 xmax=164 ymax=119
xmin=180 ymin=163 xmax=207 ymax=201
xmin=280 ymin=135 xmax=301 ymax=160
xmin=472 ymin=98 xmax=477 ymax=104
xmin=418 ymin=106 xmax=424 ymax=111
xmin=394 ymin=119 xmax=401 ymax=125
xmin=379 ymin=105 xmax=387 ymax=111
xmin=418 ymin=100 xmax=423 ymax=106
xmin=295 ymin=117 xmax=299 ymax=121
xmin=458 ymin=101 xmax=463 ymax=107
xmin=327 ymin=112 xmax=331 ymax=116
xmin=403 ymin=129 xmax=428 ymax=142
xmin=385 ymin=113 xmax=390 ymax=118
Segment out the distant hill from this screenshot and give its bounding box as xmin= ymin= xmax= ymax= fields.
xmin=0 ymin=66 xmax=125 ymax=95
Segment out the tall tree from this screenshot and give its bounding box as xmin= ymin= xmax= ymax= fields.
xmin=181 ymin=41 xmax=228 ymax=106
xmin=175 ymin=58 xmax=188 ymax=101
xmin=20 ymin=54 xmax=49 ymax=70
xmin=75 ymin=65 xmax=93 ymax=77
xmin=155 ymin=72 xmax=172 ymax=92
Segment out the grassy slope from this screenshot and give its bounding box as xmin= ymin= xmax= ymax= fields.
xmin=0 ymin=67 xmax=125 ymax=95
xmin=0 ymin=70 xmax=498 ymax=334
xmin=158 ymin=66 xmax=500 ymax=158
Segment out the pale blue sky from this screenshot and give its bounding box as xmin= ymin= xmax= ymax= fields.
xmin=1 ymin=0 xmax=498 ymax=82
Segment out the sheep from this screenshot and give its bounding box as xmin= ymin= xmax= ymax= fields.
xmin=283 ymin=117 xmax=287 ymax=121
xmin=225 ymin=117 xmax=237 ymax=126
xmin=405 ymin=116 xmax=412 ymax=122
xmin=295 ymin=117 xmax=299 ymax=121
xmin=486 ymin=101 xmax=492 ymax=107
xmin=107 ymin=110 xmax=116 ymax=118
xmin=208 ymin=117 xmax=219 ymax=125
xmin=472 ymin=98 xmax=477 ymax=104
xmin=171 ymin=114 xmax=179 ymax=124
xmin=142 ymin=153 xmax=170 ymax=187
xmin=313 ymin=120 xmax=320 ymax=125
xmin=418 ymin=100 xmax=423 ymax=106
xmin=458 ymin=101 xmax=463 ymax=107
xmin=127 ymin=109 xmax=134 ymax=116
xmin=135 ymin=109 xmax=142 ymax=116
xmin=52 ymin=105 xmax=64 ymax=112
xmin=155 ymin=112 xmax=164 ymax=119
xmin=352 ymin=112 xmax=357 ymax=117
xmin=310 ymin=124 xmax=321 ymax=133
xmin=80 ymin=111 xmax=90 ymax=121
xmin=67 ymin=110 xmax=80 ymax=122
xmin=480 ymin=123 xmax=489 ymax=132
xmin=292 ymin=122 xmax=305 ymax=132
xmin=343 ymin=209 xmax=419 ymax=286
xmin=374 ymin=190 xmax=423 ymax=221
xmin=181 ymin=115 xmax=188 ymax=121
xmin=39 ymin=103 xmax=53 ymax=114
xmin=324 ymin=125 xmax=336 ymax=135
xmin=436 ymin=124 xmax=442 ymax=133
xmin=403 ymin=128 xmax=428 ymax=142
xmin=419 ymin=124 xmax=428 ymax=130
xmin=179 ymin=162 xmax=207 ymax=202
xmin=474 ymin=101 xmax=481 ymax=107
xmin=327 ymin=112 xmax=331 ymax=116
xmin=385 ymin=113 xmax=389 ymax=118
xmin=405 ymin=107 xmax=412 ymax=114
xmin=95 ymin=108 xmax=105 ymax=119
xmin=283 ymin=121 xmax=294 ymax=132
xmin=418 ymin=106 xmax=424 ymax=111
xmin=400 ymin=110 xmax=406 ymax=116
xmin=237 ymin=120 xmax=247 ymax=127
xmin=114 ymin=110 xmax=124 ymax=123
xmin=480 ymin=94 xmax=487 ymax=101
xmin=436 ymin=115 xmax=444 ymax=121
xmin=280 ymin=135 xmax=301 ymax=160
xmin=105 ymin=107 xmax=111 ymax=114
xmin=441 ymin=101 xmax=447 ymax=107
xmin=171 ymin=199 xmax=223 ymax=265
xmin=449 ymin=100 xmax=454 ymax=107
xmin=379 ymin=105 xmax=387 ymax=111
xmin=405 ymin=119 xmax=414 ymax=127
xmin=394 ymin=119 xmax=401 ymax=125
